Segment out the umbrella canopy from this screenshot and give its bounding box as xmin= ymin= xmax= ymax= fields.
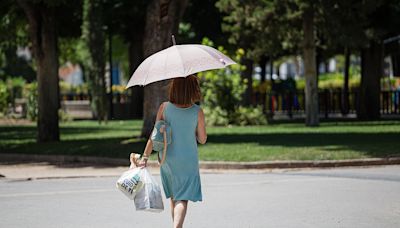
xmin=126 ymin=44 xmax=236 ymax=88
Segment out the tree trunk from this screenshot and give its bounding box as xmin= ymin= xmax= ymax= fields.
xmin=83 ymin=0 xmax=108 ymax=123
xmin=392 ymin=53 xmax=400 ymax=76
xmin=276 ymin=63 xmax=281 ymax=79
xmin=259 ymin=56 xmax=268 ymax=112
xmin=302 ymin=6 xmax=319 ymax=126
xmin=358 ymin=40 xmax=383 ymax=120
xmin=324 ymin=61 xmax=329 ymax=73
xmin=241 ymin=58 xmax=254 ymax=106
xmin=270 ymin=58 xmax=274 ymax=80
xmin=315 ymin=49 xmax=321 ymax=79
xmin=294 ymin=56 xmax=301 ymax=77
xmin=18 ymin=0 xmax=60 ymax=142
xmin=341 ymin=47 xmax=350 ymax=115
xmin=128 ymin=35 xmax=144 ymax=119
xmin=141 ymin=0 xmax=188 ymax=138
xmin=259 ymin=56 xmax=267 ymax=82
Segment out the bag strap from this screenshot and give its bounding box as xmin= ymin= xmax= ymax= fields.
xmin=157 ymin=128 xmax=167 ymax=165
xmin=157 ymin=102 xmax=168 ymax=166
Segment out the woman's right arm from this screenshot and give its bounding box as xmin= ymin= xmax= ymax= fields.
xmin=139 ymin=102 xmax=167 ymax=167
xmin=196 ymin=108 xmax=207 ymax=144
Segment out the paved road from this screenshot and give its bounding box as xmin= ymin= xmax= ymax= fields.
xmin=1 ymin=166 xmax=400 ymax=228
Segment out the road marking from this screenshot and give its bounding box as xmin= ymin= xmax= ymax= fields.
xmin=0 ymin=188 xmax=114 ymax=198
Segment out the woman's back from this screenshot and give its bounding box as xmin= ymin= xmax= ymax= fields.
xmin=164 ymin=102 xmax=199 ymax=166
xmin=160 ymin=101 xmax=202 ymax=202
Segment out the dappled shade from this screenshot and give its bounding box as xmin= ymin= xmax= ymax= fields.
xmin=1 ymin=120 xmax=399 ymax=162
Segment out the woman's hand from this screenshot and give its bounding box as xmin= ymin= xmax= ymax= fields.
xmin=139 ymin=139 xmax=153 ymax=168
xmin=138 ymin=157 xmax=148 ymax=168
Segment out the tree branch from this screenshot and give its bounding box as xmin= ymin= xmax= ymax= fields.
xmin=16 ymin=0 xmax=43 ymax=58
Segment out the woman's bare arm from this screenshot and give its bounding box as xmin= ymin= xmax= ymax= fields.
xmin=155 ymin=102 xmax=166 ymax=121
xmin=196 ymin=108 xmax=207 ymax=144
xmin=139 ymin=102 xmax=167 ymax=167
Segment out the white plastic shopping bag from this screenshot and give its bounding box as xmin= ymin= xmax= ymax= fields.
xmin=134 ymin=168 xmax=164 ymax=212
xmin=116 ymin=168 xmax=144 ymax=200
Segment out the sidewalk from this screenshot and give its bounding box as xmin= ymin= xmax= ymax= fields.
xmin=1 ymin=153 xmax=400 ymax=180
xmin=0 ymin=162 xmax=285 ymax=180
xmin=0 ymin=163 xmax=133 ymax=180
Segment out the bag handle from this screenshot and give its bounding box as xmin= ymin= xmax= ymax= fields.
xmin=157 ymin=102 xmax=168 ymax=166
xmin=157 ymin=127 xmax=167 ymax=165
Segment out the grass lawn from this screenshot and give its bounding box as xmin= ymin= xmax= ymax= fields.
xmin=0 ymin=120 xmax=399 ymax=161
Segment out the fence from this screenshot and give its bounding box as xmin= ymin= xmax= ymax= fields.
xmin=12 ymin=90 xmax=395 ymax=120
xmin=258 ymin=89 xmax=400 ymax=118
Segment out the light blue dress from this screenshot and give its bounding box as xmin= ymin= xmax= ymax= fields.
xmin=159 ymin=101 xmax=202 ymax=202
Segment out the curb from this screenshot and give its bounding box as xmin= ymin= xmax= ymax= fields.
xmin=199 ymin=158 xmax=400 ymax=169
xmin=1 ymin=153 xmax=400 ymax=169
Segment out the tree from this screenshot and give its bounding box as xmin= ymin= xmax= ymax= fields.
xmin=181 ymin=0 xmax=229 ymax=47
xmin=0 ymin=1 xmax=35 ymax=82
xmin=318 ymin=0 xmax=370 ymax=116
xmin=359 ymin=40 xmax=383 ymax=120
xmin=317 ymin=0 xmax=400 ymax=120
xmin=216 ymin=0 xmax=255 ymax=106
xmin=82 ymin=0 xmax=108 ymax=122
xmin=217 ymin=0 xmax=318 ymax=124
xmin=141 ymin=0 xmax=188 ymax=138
xmin=17 ymin=0 xmax=60 ymax=142
xmin=359 ymin=0 xmax=400 ymax=120
xmin=103 ymin=0 xmax=148 ymax=119
xmin=302 ymin=3 xmax=319 ymax=126
xmin=216 ymin=0 xmax=284 ymax=106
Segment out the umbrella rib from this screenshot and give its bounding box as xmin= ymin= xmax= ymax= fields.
xmin=142 ymin=53 xmax=159 ymax=86
xmin=164 ymin=48 xmax=170 ymax=79
xmin=174 ymin=46 xmax=186 ymax=76
xmin=196 ymin=46 xmax=225 ymax=67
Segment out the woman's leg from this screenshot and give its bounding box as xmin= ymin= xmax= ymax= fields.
xmin=173 ymin=200 xmax=188 ymax=228
xmin=170 ymin=198 xmax=175 ymax=221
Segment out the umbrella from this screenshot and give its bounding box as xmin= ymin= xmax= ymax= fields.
xmin=125 ymin=39 xmax=236 ymax=88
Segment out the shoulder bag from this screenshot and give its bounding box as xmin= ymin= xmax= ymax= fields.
xmin=150 ymin=105 xmax=171 ymax=165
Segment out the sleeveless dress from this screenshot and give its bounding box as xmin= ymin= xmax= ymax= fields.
xmin=159 ymin=101 xmax=202 ymax=202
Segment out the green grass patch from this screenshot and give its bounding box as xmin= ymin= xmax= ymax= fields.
xmin=1 ymin=120 xmax=399 ymax=161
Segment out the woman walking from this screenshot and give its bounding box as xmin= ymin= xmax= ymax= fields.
xmin=135 ymin=75 xmax=207 ymax=228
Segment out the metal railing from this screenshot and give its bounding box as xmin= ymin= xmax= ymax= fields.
xmin=58 ymin=90 xmax=400 ymax=119
xmin=255 ymin=89 xmax=400 ymax=118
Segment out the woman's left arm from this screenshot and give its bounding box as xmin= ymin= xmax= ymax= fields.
xmin=196 ymin=108 xmax=207 ymax=144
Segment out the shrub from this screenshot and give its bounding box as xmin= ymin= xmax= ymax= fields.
xmin=112 ymin=85 xmax=127 ymax=93
xmin=59 ymin=81 xmax=72 ymax=94
xmin=234 ymin=106 xmax=267 ymax=126
xmin=0 ymin=81 xmax=8 ymax=114
xmin=198 ymin=38 xmax=247 ymax=124
xmin=197 ymin=38 xmax=270 ymax=126
xmin=5 ymin=77 xmax=25 ymax=106
xmin=295 ymin=73 xmax=361 ymax=90
xmin=23 ymin=82 xmax=38 ymax=121
xmin=59 ymin=81 xmax=89 ymax=94
xmin=58 ymin=109 xmax=73 ymax=122
xmin=203 ymin=106 xmax=229 ymax=126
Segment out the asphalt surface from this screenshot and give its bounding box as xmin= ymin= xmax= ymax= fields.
xmin=1 ymin=166 xmax=399 ymax=228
